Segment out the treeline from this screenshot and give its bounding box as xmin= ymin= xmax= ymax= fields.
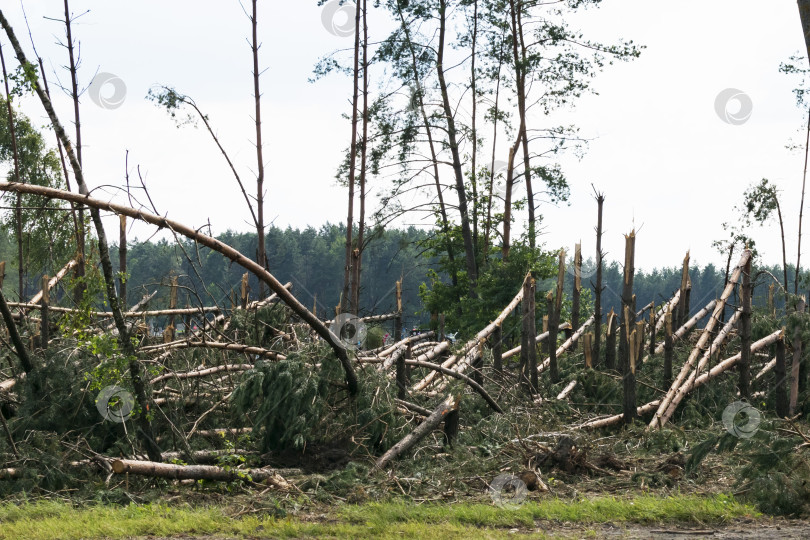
xmin=0 ymin=221 xmax=796 ymax=332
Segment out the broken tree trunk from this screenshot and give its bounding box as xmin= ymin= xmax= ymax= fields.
xmin=549 ymin=251 xmax=566 ymax=384
xmin=739 ymin=256 xmax=753 ymax=400
xmin=0 ymin=181 xmax=359 ymax=395
xmin=592 ymin=189 xmax=605 ymax=365
xmin=582 ymin=329 xmax=784 ymax=430
xmin=28 ymin=258 xmax=78 ymax=306
xmin=790 ymin=297 xmax=806 ymax=416
xmin=775 ymin=333 xmax=789 ymax=418
xmin=642 ymin=299 xmax=718 ymax=364
xmin=605 ymin=309 xmax=617 ymax=370
xmin=572 ymin=242 xmax=582 ymax=339
xmin=649 ymin=249 xmax=752 ymax=429
xmin=375 ymin=394 xmax=460 ymax=469
xmin=411 ymin=279 xmax=524 ymax=391
xmin=676 ymin=251 xmax=690 ymax=327
xmin=520 ymin=273 xmax=538 ymax=393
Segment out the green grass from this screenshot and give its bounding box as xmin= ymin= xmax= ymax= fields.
xmin=0 ymin=494 xmax=758 ymax=539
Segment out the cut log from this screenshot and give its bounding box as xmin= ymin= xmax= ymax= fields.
xmin=145 ymin=341 xmax=284 ymax=361
xmin=375 ymin=394 xmax=459 ymax=469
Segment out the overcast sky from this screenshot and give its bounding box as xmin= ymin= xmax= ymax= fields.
xmin=1 ymin=1 xmax=808 ymax=273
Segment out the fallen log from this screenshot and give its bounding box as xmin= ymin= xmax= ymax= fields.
xmin=150 ymin=363 xmax=254 ymax=385
xmin=394 ymin=398 xmax=432 ymax=417
xmin=557 ymin=380 xmax=577 ymax=400
xmin=375 ymin=394 xmax=459 ymax=469
xmin=654 ymin=290 xmax=681 ymax=334
xmin=111 ymin=459 xmax=288 ymax=484
xmin=374 ymin=331 xmax=435 ymax=358
xmin=754 ymin=358 xmax=777 ymax=380
xmin=584 ymin=327 xmax=783 ymax=430
xmin=650 ymin=249 xmax=751 ymax=429
xmin=379 ymin=341 xmax=449 ymax=372
xmin=324 ymin=311 xmax=400 ymax=326
xmin=145 ymin=340 xmax=284 ymax=361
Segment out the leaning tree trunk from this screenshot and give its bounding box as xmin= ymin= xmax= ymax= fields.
xmin=0 ymin=9 xmax=162 ymax=462
xmin=0 ymin=182 xmax=360 ymax=399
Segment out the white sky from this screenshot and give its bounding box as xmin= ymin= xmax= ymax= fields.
xmin=1 ymin=1 xmax=808 ymax=272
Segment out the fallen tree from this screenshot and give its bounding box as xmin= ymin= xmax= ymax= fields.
xmin=111 ymin=459 xmax=289 ymax=484
xmin=0 ymin=181 xmax=358 ymax=395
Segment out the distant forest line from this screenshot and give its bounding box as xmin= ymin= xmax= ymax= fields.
xmin=0 ymin=224 xmax=796 ymax=333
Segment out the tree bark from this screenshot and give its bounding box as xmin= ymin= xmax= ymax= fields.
xmin=650 ymin=249 xmax=752 ymax=429
xmin=790 ymin=297 xmax=806 ymax=416
xmin=112 ymin=459 xmax=285 ymax=483
xmin=251 ymin=0 xmax=267 ymax=299
xmin=738 ymin=256 xmax=752 ymax=399
xmin=0 ymin=288 xmax=31 ymax=373
xmin=520 ymin=274 xmax=537 ymax=393
xmin=341 ymin=0 xmax=362 ymax=313
xmin=437 ymin=0 xmax=477 ymax=291
xmin=592 ymin=189 xmax=605 ymax=364
xmin=775 ymin=334 xmax=789 ymax=418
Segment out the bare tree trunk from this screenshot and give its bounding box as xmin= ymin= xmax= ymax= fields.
xmin=775 ymin=334 xmax=789 ymax=418
xmin=0 ymin=44 xmax=23 ymax=301
xmin=351 ymin=0 xmax=368 ymax=314
xmin=520 ymin=274 xmax=537 ymax=394
xmin=592 ymin=189 xmax=605 ymax=365
xmin=341 ymin=0 xmax=362 ymax=313
xmin=64 ymin=0 xmax=86 ymax=306
xmin=677 ymin=252 xmax=690 ymax=327
xmin=469 ymin=0 xmax=479 ymax=256
xmin=572 ymin=242 xmax=582 ymax=338
xmin=483 ymin=32 xmax=506 ymax=262
xmin=618 ymin=231 xmax=636 ymax=373
xmin=790 ymin=297 xmax=806 ymax=416
xmin=395 ymin=5 xmax=459 ymax=287
xmin=250 ymin=0 xmax=267 ymax=299
xmin=796 ymin=108 xmax=810 ymax=295
xmin=438 ymin=0 xmax=477 ymax=291
xmin=738 ymin=256 xmax=752 ymax=399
